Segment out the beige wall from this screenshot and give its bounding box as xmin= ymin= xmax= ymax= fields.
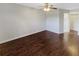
xmin=69 ymin=14 xmax=78 ymax=30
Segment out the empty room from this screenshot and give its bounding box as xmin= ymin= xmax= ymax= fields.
xmin=0 ymin=3 xmax=79 ymax=56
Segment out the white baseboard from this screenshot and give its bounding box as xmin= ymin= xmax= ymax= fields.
xmin=0 ymin=30 xmax=68 ymax=44
xmin=0 ymin=30 xmax=45 ymax=44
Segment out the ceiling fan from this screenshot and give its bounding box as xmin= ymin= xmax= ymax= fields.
xmin=41 ymin=3 xmax=57 ymax=12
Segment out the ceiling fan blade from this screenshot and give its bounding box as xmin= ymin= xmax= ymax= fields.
xmin=40 ymin=3 xmax=58 ymax=11
xmin=49 ymin=5 xmax=57 ymax=10
xmin=51 ymin=7 xmax=57 ymax=9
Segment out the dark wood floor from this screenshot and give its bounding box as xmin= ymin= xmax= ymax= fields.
xmin=0 ymin=30 xmax=79 ymax=56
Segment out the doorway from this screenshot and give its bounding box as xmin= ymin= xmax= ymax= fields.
xmin=63 ymin=13 xmax=79 ymax=55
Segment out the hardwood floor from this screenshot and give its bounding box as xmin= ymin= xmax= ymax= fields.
xmin=0 ymin=30 xmax=79 ymax=56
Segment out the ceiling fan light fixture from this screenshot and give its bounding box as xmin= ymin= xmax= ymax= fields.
xmin=43 ymin=7 xmax=51 ymax=12
xmin=42 ymin=3 xmax=57 ymax=12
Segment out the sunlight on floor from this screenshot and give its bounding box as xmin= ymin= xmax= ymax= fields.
xmin=68 ymin=45 xmax=78 ymax=55
xmin=64 ymin=31 xmax=79 ymax=55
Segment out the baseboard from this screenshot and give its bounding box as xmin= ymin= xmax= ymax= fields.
xmin=0 ymin=30 xmax=46 ymax=44
xmin=0 ymin=30 xmax=67 ymax=44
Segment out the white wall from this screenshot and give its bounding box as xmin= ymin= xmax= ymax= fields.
xmin=59 ymin=9 xmax=69 ymax=33
xmin=0 ymin=4 xmax=45 ymax=44
xmin=64 ymin=13 xmax=70 ymax=33
xmin=0 ymin=3 xmax=71 ymax=44
xmin=46 ymin=9 xmax=69 ymax=34
xmin=46 ymin=10 xmax=60 ymax=33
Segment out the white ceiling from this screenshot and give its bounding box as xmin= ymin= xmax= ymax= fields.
xmin=19 ymin=3 xmax=79 ymax=10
